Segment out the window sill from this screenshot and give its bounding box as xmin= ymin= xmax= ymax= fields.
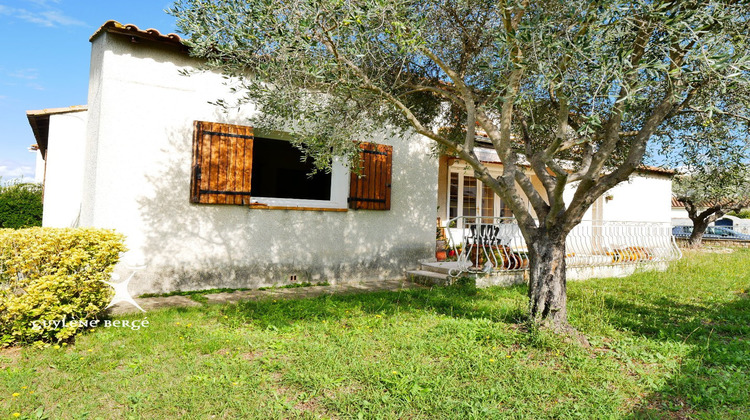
xmin=247 ymin=204 xmax=348 ymax=212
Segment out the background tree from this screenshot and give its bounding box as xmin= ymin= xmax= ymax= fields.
xmin=658 ymin=82 xmax=750 ymax=247
xmin=0 ymin=179 xmax=43 ymax=229
xmin=171 ymin=0 xmax=750 ymax=332
xmin=673 ymin=165 xmax=750 ymax=247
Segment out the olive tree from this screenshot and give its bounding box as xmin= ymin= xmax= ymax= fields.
xmin=171 ymin=0 xmax=750 ymax=331
xmin=673 ymin=166 xmax=750 ymax=247
xmin=658 ymin=74 xmax=750 ymax=247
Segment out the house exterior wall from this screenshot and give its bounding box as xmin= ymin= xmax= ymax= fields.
xmin=34 ymin=152 xmax=45 ymax=184
xmin=80 ymin=33 xmax=106 ymax=228
xmin=78 ymin=33 xmax=437 ymax=294
xmin=599 ymin=173 xmax=672 ymax=223
xmin=41 ymin=111 xmax=88 ymax=227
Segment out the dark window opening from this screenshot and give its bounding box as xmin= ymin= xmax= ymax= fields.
xmin=250 ymin=137 xmax=332 ymax=200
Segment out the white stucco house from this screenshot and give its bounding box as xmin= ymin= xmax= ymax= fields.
xmin=28 ymin=21 xmax=678 ymax=294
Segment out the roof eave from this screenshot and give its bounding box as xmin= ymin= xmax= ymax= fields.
xmin=26 ymin=106 xmax=87 ymax=160
xmin=89 ymin=20 xmax=188 ymax=53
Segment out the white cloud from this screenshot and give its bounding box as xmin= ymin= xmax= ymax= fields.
xmin=5 ymin=69 xmax=44 ymax=90
xmin=0 ymin=161 xmax=36 ymax=180
xmin=8 ymin=68 xmax=39 ymax=80
xmin=26 ymin=0 xmax=63 ymax=5
xmin=0 ymin=2 xmax=84 ymax=27
xmin=26 ymin=82 xmax=45 ymax=91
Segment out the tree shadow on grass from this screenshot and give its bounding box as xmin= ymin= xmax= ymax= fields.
xmin=592 ymin=289 xmax=750 ymax=417
xmin=213 ymin=276 xmax=749 ymax=417
xmin=222 ymin=284 xmax=529 ymax=330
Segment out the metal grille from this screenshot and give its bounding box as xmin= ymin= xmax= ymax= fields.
xmin=444 ymin=216 xmax=682 ymax=277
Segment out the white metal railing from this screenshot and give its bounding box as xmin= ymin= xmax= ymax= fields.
xmin=729 ymin=225 xmax=750 ymax=235
xmin=443 ymin=216 xmax=682 ymax=277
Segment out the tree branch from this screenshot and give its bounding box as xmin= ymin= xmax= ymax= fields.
xmin=420 ymin=48 xmax=478 ymax=153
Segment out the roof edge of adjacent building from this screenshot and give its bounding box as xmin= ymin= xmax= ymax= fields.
xmin=89 ymin=20 xmax=188 ymax=52
xmin=26 ymin=105 xmax=88 ymax=159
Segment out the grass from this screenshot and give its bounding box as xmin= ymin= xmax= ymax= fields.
xmin=138 ymin=282 xmax=332 ymax=303
xmin=138 ymin=287 xmax=252 ymax=302
xmin=258 ymin=281 xmax=331 ymax=291
xmin=1 ymin=250 xmax=748 ymax=419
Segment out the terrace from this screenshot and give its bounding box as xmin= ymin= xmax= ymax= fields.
xmin=408 ymin=216 xmax=682 ymax=286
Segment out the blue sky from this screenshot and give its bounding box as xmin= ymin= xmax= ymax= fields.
xmin=0 ymin=0 xmax=177 ymax=181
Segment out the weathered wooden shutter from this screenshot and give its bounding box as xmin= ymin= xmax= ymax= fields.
xmin=190 ymin=121 xmax=254 ymax=205
xmin=348 ymin=143 xmax=392 ymax=210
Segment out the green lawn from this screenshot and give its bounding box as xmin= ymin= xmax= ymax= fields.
xmin=2 ymin=250 xmax=749 ymax=419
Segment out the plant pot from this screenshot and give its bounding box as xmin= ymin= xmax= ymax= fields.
xmin=436 ymin=250 xmax=447 ymax=261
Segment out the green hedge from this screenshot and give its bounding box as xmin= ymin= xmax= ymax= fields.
xmin=0 ymin=181 xmax=43 ymax=228
xmin=0 ymin=227 xmax=126 ymax=346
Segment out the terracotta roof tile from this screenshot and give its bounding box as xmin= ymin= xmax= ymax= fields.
xmin=672 ymin=195 xmax=750 ymax=208
xmin=90 ymin=20 xmax=186 ymax=51
xmin=637 ymin=165 xmax=677 ymax=175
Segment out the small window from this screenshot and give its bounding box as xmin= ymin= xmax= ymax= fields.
xmin=191 ymin=121 xmax=390 ymax=210
xmin=190 ymin=121 xmax=332 ymax=204
xmin=250 ymin=137 xmax=331 ymax=200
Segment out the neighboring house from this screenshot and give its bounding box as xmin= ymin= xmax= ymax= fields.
xmin=670 ymin=197 xmax=750 ymax=234
xmin=715 ymin=215 xmax=750 ymax=234
xmin=28 ymin=21 xmax=677 ymax=294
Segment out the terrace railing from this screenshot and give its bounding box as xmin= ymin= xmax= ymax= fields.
xmin=444 ymin=216 xmax=681 ymax=278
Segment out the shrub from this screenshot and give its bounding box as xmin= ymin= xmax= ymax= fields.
xmin=0 ymin=227 xmax=126 ymax=346
xmin=728 ymin=209 xmax=750 ymax=219
xmin=0 ymin=180 xmax=43 ymax=228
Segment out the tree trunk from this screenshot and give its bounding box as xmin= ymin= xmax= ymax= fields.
xmin=687 ymin=219 xmax=708 ymax=248
xmin=527 ymin=234 xmax=569 ymax=331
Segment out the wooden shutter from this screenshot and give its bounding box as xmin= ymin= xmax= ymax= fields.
xmin=190 ymin=121 xmax=254 ymax=205
xmin=348 ymin=142 xmax=393 ymax=210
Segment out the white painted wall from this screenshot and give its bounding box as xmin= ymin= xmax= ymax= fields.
xmin=34 ymin=152 xmax=45 ymax=184
xmin=78 ymin=33 xmax=437 ymax=294
xmin=41 ymin=111 xmax=88 ymax=227
xmin=561 ymin=173 xmax=672 ymax=224
xmin=600 ymin=174 xmax=672 ymax=223
xmin=671 ymin=207 xmax=691 ymax=226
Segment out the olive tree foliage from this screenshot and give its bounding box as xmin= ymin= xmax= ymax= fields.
xmin=171 ymin=0 xmax=750 ymax=330
xmin=660 ymin=82 xmax=750 ymax=247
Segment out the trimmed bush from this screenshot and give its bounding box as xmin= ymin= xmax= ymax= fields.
xmin=729 ymin=209 xmax=750 ymax=219
xmin=0 ymin=181 xmax=43 ymax=228
xmin=0 ymin=227 xmax=126 ymax=346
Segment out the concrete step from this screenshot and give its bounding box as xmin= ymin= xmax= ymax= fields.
xmin=405 ymin=270 xmax=450 ymax=287
xmin=419 ymin=261 xmax=458 ymax=275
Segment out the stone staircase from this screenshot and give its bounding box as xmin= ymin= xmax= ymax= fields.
xmin=405 ymin=261 xmax=459 ymax=287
